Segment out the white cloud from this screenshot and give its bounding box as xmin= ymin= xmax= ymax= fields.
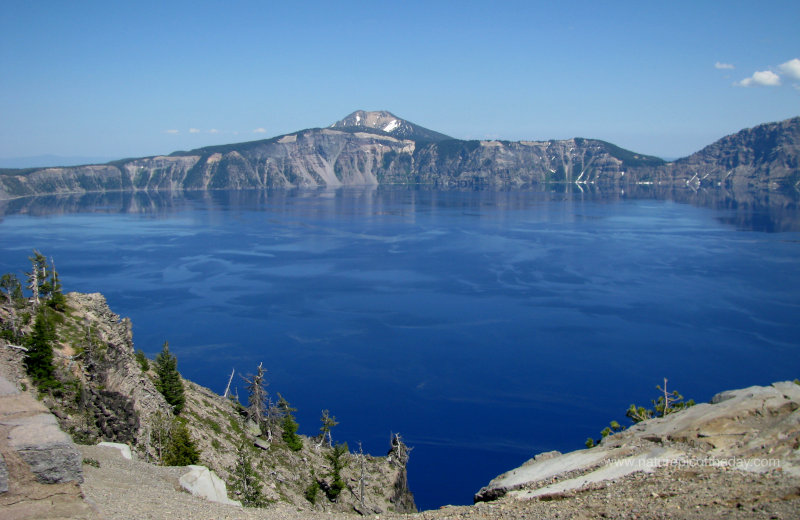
xmin=189 ymin=128 xmax=200 ymax=134
xmin=715 ymin=61 xmax=734 ymax=70
xmin=253 ymin=127 xmax=267 ymax=133
xmin=736 ymin=70 xmax=781 ymax=87
xmin=779 ymin=58 xmax=800 ymax=80
xmin=208 ymin=129 xmax=219 ymax=134
xmin=164 ymin=129 xmax=179 ymax=134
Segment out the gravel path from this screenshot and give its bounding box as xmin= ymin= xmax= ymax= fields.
xmin=80 ymin=444 xmax=800 ymax=520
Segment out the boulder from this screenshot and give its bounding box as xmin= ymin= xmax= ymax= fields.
xmin=179 ymin=465 xmax=241 ymax=507
xmin=98 ymin=441 xmax=133 ymax=460
xmin=5 ymin=413 xmax=83 ymax=484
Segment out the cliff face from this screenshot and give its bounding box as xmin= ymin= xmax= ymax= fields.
xmin=0 ymin=291 xmax=416 ymax=514
xmin=0 ymin=113 xmax=797 ymax=200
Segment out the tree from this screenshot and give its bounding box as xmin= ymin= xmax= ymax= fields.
xmin=24 ymin=307 xmax=60 ymax=391
xmin=324 ymin=442 xmax=349 ymax=501
xmin=162 ymin=420 xmax=201 ymax=466
xmin=154 ymin=341 xmax=185 ymax=414
xmin=277 ymin=394 xmax=303 ymax=451
xmin=228 ymin=442 xmax=267 ymax=507
xmin=0 ymin=273 xmax=23 ymax=304
xmin=316 ymin=409 xmax=338 ymax=449
xmin=626 ymin=378 xmax=694 ymax=424
xmin=47 ymin=257 xmax=66 ymax=311
xmin=242 ymin=362 xmax=273 ymax=439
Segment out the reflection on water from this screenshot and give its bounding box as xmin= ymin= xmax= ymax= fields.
xmin=2 ymin=184 xmax=799 ymax=232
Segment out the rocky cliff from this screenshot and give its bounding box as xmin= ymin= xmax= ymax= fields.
xmin=1 ymin=112 xmax=797 ymax=199
xmin=0 ymin=290 xmax=416 ymax=515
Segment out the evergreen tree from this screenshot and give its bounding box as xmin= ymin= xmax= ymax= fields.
xmin=228 ymin=443 xmax=267 ymax=507
xmin=325 ymin=442 xmax=349 ymax=501
xmin=317 ymin=409 xmax=338 ymax=448
xmin=0 ymin=273 xmax=23 ymax=304
xmin=47 ymin=257 xmax=66 ymax=311
xmin=162 ymin=420 xmax=201 ymax=466
xmin=154 ymin=341 xmax=185 ymax=414
xmin=277 ymin=394 xmax=303 ymax=451
xmin=24 ymin=307 xmax=60 ymax=391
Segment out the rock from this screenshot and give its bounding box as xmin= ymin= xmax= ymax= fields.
xmin=0 ymin=374 xmax=19 ymax=396
xmin=98 ymin=441 xmax=133 ymax=460
xmin=476 ymin=381 xmax=800 ymax=503
xmin=245 ymin=419 xmax=261 ymax=436
xmin=0 ymin=453 xmax=8 ymax=494
xmin=254 ymin=437 xmax=271 ymax=450
xmin=179 ymin=465 xmax=241 ymax=507
xmin=5 ymin=413 xmax=83 ymax=484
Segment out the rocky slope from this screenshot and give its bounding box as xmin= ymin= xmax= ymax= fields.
xmin=1 ymin=112 xmax=797 ymax=199
xmin=0 ymin=291 xmax=416 ymax=515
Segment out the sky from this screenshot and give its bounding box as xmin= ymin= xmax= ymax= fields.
xmin=1 ymin=1 xmax=799 ymax=164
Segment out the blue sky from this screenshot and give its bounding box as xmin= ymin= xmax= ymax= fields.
xmin=1 ymin=1 xmax=798 ymax=163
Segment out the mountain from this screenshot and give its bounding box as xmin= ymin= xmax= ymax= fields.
xmin=0 ymin=113 xmax=798 ymax=200
xmin=330 ymin=110 xmax=454 ymax=142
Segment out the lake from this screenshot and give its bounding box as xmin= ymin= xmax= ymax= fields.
xmin=1 ymin=186 xmax=799 ymax=510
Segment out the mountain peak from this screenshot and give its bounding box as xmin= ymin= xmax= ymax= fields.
xmin=330 ymin=110 xmax=453 ymax=142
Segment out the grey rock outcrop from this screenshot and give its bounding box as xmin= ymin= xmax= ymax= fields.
xmin=475 ymin=381 xmax=800 ymax=503
xmin=0 ymin=369 xmax=94 ymax=518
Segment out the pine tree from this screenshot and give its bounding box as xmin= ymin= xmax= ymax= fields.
xmin=325 ymin=442 xmax=348 ymax=501
xmin=162 ymin=420 xmax=200 ymax=466
xmin=24 ymin=307 xmax=60 ymax=391
xmin=317 ymin=409 xmax=338 ymax=448
xmin=0 ymin=273 xmax=23 ymax=304
xmin=228 ymin=443 xmax=267 ymax=507
xmin=154 ymin=341 xmax=185 ymax=414
xmin=277 ymin=394 xmax=303 ymax=451
xmin=47 ymin=257 xmax=66 ymax=311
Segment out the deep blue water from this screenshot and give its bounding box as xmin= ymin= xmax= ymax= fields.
xmin=1 ymin=187 xmax=799 ymax=510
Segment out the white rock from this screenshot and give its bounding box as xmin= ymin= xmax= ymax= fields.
xmin=179 ymin=465 xmax=241 ymax=507
xmin=98 ymin=442 xmax=133 ymax=460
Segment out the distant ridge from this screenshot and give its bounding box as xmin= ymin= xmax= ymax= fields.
xmin=0 ymin=113 xmax=798 ymax=199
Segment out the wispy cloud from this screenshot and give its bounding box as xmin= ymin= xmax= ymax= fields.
xmin=779 ymin=58 xmax=800 ymax=80
xmin=164 ymin=129 xmax=180 ymax=134
xmin=253 ymin=127 xmax=267 ymax=134
xmin=208 ymin=129 xmax=219 ymax=134
xmin=736 ymin=70 xmax=781 ymax=87
xmin=189 ymin=128 xmax=200 ymax=134
xmin=715 ymin=61 xmax=734 ymax=70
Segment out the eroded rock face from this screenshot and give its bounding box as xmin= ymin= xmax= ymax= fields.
xmin=64 ymin=292 xmax=173 ymax=447
xmin=475 ymin=381 xmax=800 ymax=503
xmin=1 ymin=115 xmax=796 ymax=199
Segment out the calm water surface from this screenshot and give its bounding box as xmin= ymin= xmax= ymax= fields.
xmin=1 ymin=187 xmax=799 ymax=509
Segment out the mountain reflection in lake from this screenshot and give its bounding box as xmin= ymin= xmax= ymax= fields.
xmin=1 ymin=185 xmax=798 ymax=510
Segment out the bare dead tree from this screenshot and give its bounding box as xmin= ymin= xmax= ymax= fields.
xmin=388 ymin=432 xmax=411 ymax=467
xmin=357 ymin=441 xmax=366 ymax=509
xmin=223 ymin=368 xmax=235 ymax=399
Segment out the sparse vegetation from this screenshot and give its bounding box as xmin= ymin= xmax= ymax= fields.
xmin=587 ymin=379 xmax=694 ymax=448
xmin=134 ymin=349 xmax=150 ymax=372
xmin=228 ymin=442 xmax=267 ymax=507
